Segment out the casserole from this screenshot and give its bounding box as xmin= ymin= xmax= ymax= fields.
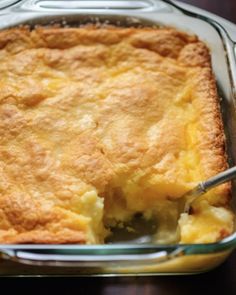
xmin=0 ymin=25 xmax=233 ymax=246
xmin=0 ymin=0 xmax=236 ymax=275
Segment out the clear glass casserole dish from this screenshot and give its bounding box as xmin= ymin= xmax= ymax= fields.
xmin=0 ymin=0 xmax=236 ymax=276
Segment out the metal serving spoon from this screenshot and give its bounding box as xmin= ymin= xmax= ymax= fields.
xmin=180 ymin=166 xmax=236 ymax=213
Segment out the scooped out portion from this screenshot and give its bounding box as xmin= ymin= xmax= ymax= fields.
xmin=0 ymin=26 xmax=233 ymax=244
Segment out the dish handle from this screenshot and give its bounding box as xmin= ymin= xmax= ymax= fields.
xmin=1 ymin=231 xmax=236 ymax=268
xmin=0 ymin=247 xmax=184 ymax=267
xmin=2 ymin=231 xmax=236 ymax=267
xmin=18 ymin=0 xmax=170 ymax=12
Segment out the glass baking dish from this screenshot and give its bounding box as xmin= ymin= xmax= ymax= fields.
xmin=0 ymin=0 xmax=236 ymax=276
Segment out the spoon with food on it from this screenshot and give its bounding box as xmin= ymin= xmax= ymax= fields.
xmin=107 ymin=166 xmax=236 ymax=245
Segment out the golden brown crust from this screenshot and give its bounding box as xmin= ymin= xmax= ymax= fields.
xmin=0 ymin=230 xmax=86 ymax=244
xmin=190 ymin=67 xmax=230 ymax=205
xmin=0 ymin=26 xmax=232 ymax=244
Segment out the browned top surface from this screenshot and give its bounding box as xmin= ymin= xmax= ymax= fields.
xmin=0 ymin=26 xmax=231 ymax=244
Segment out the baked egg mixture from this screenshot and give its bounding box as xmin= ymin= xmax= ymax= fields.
xmin=0 ymin=26 xmax=233 ymax=244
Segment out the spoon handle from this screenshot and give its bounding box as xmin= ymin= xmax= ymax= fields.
xmin=183 ymin=166 xmax=236 ymax=213
xmin=201 ymin=165 xmax=236 ymax=192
